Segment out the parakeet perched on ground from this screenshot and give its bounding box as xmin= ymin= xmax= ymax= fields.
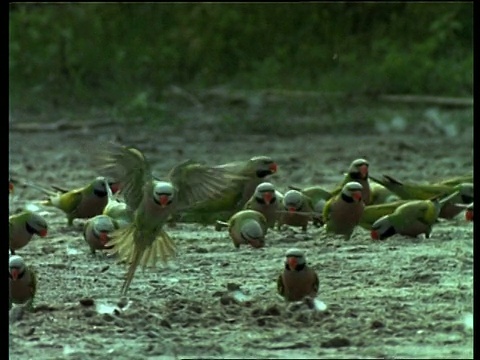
xmin=323 ymin=182 xmax=365 ymax=240
xmin=9 ymin=211 xmax=48 ymax=254
xmin=175 ymin=156 xmax=278 ymax=225
xmin=369 ymin=182 xmax=400 ymax=205
xmin=369 ymin=191 xmax=460 ymax=241
xmin=369 ymin=174 xmax=473 ymax=219
xmin=277 ymin=248 xmax=319 ymax=302
xmin=25 ymin=177 xmax=120 ymax=225
xmin=98 ymin=143 xmax=247 ymax=295
xmin=243 ymin=182 xmax=282 ymax=229
xmin=83 ymin=215 xmax=120 ymax=254
xmin=9 ymin=255 xmax=37 ymax=311
xmin=216 ymin=209 xmax=268 ymax=248
xmin=277 ymin=190 xmax=314 ymax=232
xmin=330 ymin=158 xmax=372 ymax=205
xmin=359 ymin=200 xmax=410 ymax=230
xmin=288 ymin=185 xmax=332 ymax=227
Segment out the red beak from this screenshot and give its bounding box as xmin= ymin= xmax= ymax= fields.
xmin=371 ymin=230 xmax=379 ymax=240
xmin=109 ymin=182 xmax=120 ymax=194
xmin=466 ymin=210 xmax=473 ymax=222
xmin=288 ymin=206 xmax=296 ymax=213
xmin=263 ymin=192 xmax=273 ymax=205
xmin=287 ymin=257 xmax=297 ymax=270
xmin=269 ymin=163 xmax=278 ymax=173
xmin=359 ymin=164 xmax=368 ymax=178
xmin=10 ymin=269 xmax=19 ymax=281
xmin=38 ymin=229 xmax=48 ymax=237
xmin=159 ymin=195 xmax=169 ymax=207
xmin=352 ymin=191 xmax=362 ymax=202
xmin=99 ymin=231 xmax=110 ymax=245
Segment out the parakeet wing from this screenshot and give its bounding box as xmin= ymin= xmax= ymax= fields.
xmin=98 ymin=143 xmax=152 ymax=211
xmin=359 ymin=200 xmax=407 ymax=229
xmin=169 ymin=159 xmax=246 ymax=210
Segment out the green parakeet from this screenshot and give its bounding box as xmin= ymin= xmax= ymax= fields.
xmin=369 ymin=174 xmax=473 ymax=219
xmin=26 ymin=177 xmax=120 ymax=225
xmin=277 ymin=248 xmax=319 ymax=302
xmin=176 ymin=156 xmax=278 ymax=224
xmin=217 ymin=209 xmax=268 ymax=248
xmin=359 ymin=200 xmax=410 ymax=230
xmin=323 ymin=181 xmax=364 ymax=240
xmin=369 ymin=192 xmax=459 ymax=240
xmin=98 ymin=143 xmax=247 ymax=295
xmin=243 ymin=182 xmax=283 ymax=229
xmin=9 ymin=211 xmax=48 ymax=254
xmin=277 ymin=189 xmax=315 ymax=232
xmin=83 ymin=214 xmax=121 ymax=254
xmin=288 ymin=185 xmax=332 ymax=227
xmin=369 ymin=182 xmax=400 ymax=205
xmin=9 ymin=255 xmax=37 ymax=311
xmin=330 ymin=158 xmax=372 ymax=205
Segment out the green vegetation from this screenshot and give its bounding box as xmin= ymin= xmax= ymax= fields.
xmin=9 ymin=3 xmax=473 ymax=119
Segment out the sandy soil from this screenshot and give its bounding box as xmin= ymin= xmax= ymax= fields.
xmin=9 ymin=117 xmax=473 ymax=359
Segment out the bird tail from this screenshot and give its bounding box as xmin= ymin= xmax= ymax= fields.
xmin=108 ymin=225 xmax=176 ymax=295
xmin=287 ymin=185 xmax=302 ymax=191
xmin=17 ymin=179 xmax=59 ymax=199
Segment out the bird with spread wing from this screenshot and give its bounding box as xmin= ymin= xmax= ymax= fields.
xmin=98 ymin=143 xmax=246 ymax=295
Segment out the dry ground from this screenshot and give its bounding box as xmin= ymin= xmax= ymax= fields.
xmin=9 ymin=112 xmax=473 ymax=359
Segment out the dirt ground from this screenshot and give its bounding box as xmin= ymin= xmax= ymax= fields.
xmin=9 ymin=111 xmax=473 ymax=359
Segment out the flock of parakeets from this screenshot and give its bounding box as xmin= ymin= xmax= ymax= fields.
xmin=9 ymin=144 xmax=474 ymax=311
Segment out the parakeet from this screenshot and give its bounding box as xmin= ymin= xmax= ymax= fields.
xmin=176 ymin=156 xmax=278 ymax=224
xmin=288 ymin=185 xmax=332 ymax=227
xmin=26 ymin=177 xmax=120 ymax=225
xmin=9 ymin=211 xmax=48 ymax=254
xmin=277 ymin=248 xmax=319 ymax=302
xmin=243 ymin=182 xmax=283 ymax=228
xmin=369 ymin=192 xmax=457 ymax=240
xmin=277 ymin=190 xmax=314 ymax=232
xmin=369 ymin=175 xmax=473 ymax=219
xmin=98 ymin=143 xmax=247 ymax=295
xmin=323 ymin=181 xmax=364 ymax=240
xmin=9 ymin=255 xmax=37 ymax=311
xmin=330 ymin=158 xmax=372 ymax=205
xmin=216 ymin=209 xmax=268 ymax=248
xmin=83 ymin=215 xmax=120 ymax=254
xmin=359 ymin=200 xmax=410 ymax=230
xmin=369 ymin=182 xmax=400 ymax=205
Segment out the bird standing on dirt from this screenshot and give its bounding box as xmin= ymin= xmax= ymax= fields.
xmin=98 ymin=143 xmax=247 ymax=295
xmin=9 ymin=255 xmax=37 ymax=311
xmin=323 ymin=181 xmax=365 ymax=240
xmin=25 ymin=177 xmax=120 ymax=225
xmin=369 ymin=191 xmax=459 ymax=241
xmin=243 ymin=182 xmax=282 ymax=229
xmin=176 ymin=156 xmax=278 ymax=224
xmin=277 ymin=190 xmax=314 ymax=232
xmin=330 ymin=158 xmax=372 ymax=205
xmin=368 ymin=174 xmax=473 ymax=219
xmin=287 ymin=185 xmax=332 ymax=227
xmin=277 ymin=248 xmax=319 ymax=302
xmin=216 ymin=209 xmax=268 ymax=248
xmin=83 ymin=214 xmax=119 ymax=254
xmin=9 ymin=211 xmax=48 ymax=255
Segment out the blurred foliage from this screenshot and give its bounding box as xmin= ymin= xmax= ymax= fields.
xmin=9 ymin=3 xmax=473 ymax=112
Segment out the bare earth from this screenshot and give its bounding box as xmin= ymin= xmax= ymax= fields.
xmin=9 ymin=116 xmax=473 ymax=359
